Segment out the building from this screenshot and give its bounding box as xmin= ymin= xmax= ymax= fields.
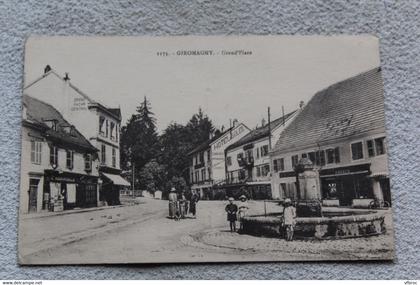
xmin=24 ymin=66 xmax=130 ymax=206
xmin=222 ymin=110 xmax=298 ymax=199
xmin=20 ymin=95 xmax=100 ymax=214
xmin=270 ymin=67 xmax=391 ymax=207
xmin=188 ymin=121 xmax=250 ymax=199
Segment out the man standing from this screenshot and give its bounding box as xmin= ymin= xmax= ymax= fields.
xmin=189 ymin=189 xmax=200 ymax=218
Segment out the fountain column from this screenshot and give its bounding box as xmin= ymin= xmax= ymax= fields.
xmin=295 ymin=158 xmax=322 ymax=217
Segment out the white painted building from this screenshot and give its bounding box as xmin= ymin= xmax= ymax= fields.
xmin=24 ymin=66 xmax=129 ymax=206
xmin=188 ymin=122 xmax=250 ymax=199
xmin=270 ymin=68 xmax=391 ymax=207
xmin=222 ymin=110 xmax=299 ymax=199
xmin=20 ymin=95 xmax=100 ymax=214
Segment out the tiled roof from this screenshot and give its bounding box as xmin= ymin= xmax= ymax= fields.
xmin=23 ymin=95 xmax=97 ymax=152
xmin=272 ymin=67 xmax=385 ymax=153
xmin=226 ymin=110 xmax=297 ymax=152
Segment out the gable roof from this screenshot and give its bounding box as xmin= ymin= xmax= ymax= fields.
xmin=22 ymin=94 xmax=97 ymax=152
xmin=25 ymin=69 xmax=121 ymax=121
xmin=187 ymin=127 xmax=235 ymax=156
xmin=272 ymin=67 xmax=385 ymax=153
xmin=225 ymin=110 xmax=298 ymax=152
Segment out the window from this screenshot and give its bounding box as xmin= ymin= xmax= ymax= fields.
xmin=99 ymin=116 xmax=105 ymax=135
xmin=101 ymin=144 xmax=106 ymax=164
xmin=207 ymin=150 xmax=211 ymax=161
xmin=237 ymin=152 xmax=243 ymax=160
xmin=301 ymin=153 xmax=307 ymax=158
xmin=30 ymin=140 xmax=42 ymax=165
xmin=208 ymin=168 xmax=211 ymax=180
xmin=49 ymin=145 xmax=58 ymax=167
xmin=256 ymin=148 xmax=260 ymax=159
xmin=308 ymin=152 xmax=315 ymax=164
xmin=256 ymin=166 xmax=261 ymax=177
xmin=195 ymin=171 xmax=199 ymax=182
xmin=366 ymin=137 xmax=386 ymax=157
xmin=199 ymin=152 xmax=204 ymax=164
xmin=110 ymin=122 xmax=115 ymax=140
xmin=375 ymin=137 xmax=386 ymax=155
xmin=115 ymin=125 xmax=119 ymax=142
xmin=112 ymin=148 xmax=116 ymax=168
xmin=66 ymin=150 xmax=74 ymax=169
xmin=105 ymin=120 xmax=109 ymax=137
xmin=226 ymin=156 xmax=232 ymax=166
xmin=260 ymin=145 xmax=269 ymax=157
xmin=273 ymin=158 xmax=284 ymax=172
xmin=334 ymin=147 xmax=340 ymax=163
xmin=85 ymin=154 xmax=92 ymax=172
xmin=291 ymin=155 xmax=299 ymax=168
xmin=367 ymin=140 xmax=375 ymax=157
xmin=326 ymin=148 xmax=335 ymax=164
xmin=351 ymin=142 xmax=364 ymax=160
xmin=261 ymin=164 xmax=270 ymax=176
xmin=201 ymin=169 xmax=206 ymax=181
xmin=314 ymin=150 xmax=325 ymax=166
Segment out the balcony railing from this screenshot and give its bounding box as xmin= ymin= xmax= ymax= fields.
xmin=237 ymin=156 xmax=254 ymax=168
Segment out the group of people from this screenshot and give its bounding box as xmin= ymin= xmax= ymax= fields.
xmin=168 ymin=187 xmax=200 ymax=220
xmin=225 ymin=195 xmax=249 ymax=232
xmin=225 ymin=196 xmax=297 ymax=241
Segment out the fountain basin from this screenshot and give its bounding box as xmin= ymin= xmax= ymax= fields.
xmin=241 ymin=208 xmax=386 ymax=239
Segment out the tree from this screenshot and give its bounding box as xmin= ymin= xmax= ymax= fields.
xmin=120 ymin=97 xmax=160 ymax=188
xmin=158 ymin=123 xmax=191 ymax=181
xmin=138 ymin=159 xmax=166 ymax=193
xmin=186 ymin=107 xmax=215 ymax=146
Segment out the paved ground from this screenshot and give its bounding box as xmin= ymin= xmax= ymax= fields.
xmin=19 ymin=198 xmax=395 ymax=264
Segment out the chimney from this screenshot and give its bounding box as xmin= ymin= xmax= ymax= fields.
xmin=44 ymin=65 xmax=52 ymax=74
xmin=261 ymin=118 xmax=266 ymax=127
xmin=299 ymin=100 xmax=305 ymax=109
xmin=63 ymin=72 xmax=70 ymax=81
xmin=232 ymin=119 xmax=238 ymax=128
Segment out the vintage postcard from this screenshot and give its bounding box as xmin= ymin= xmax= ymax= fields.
xmin=18 ymin=35 xmax=394 ymax=264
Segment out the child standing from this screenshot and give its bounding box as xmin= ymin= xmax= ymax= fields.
xmin=225 ymin=197 xmax=238 ymax=232
xmin=282 ymin=198 xmax=296 ymax=241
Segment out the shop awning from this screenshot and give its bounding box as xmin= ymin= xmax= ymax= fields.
xmin=246 ymin=181 xmax=271 ymax=185
xmin=102 ymin=173 xmax=131 ymax=186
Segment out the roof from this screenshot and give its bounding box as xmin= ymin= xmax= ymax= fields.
xmin=272 ymin=67 xmax=385 ymax=153
xmin=22 ymin=94 xmax=97 ymax=152
xmin=25 ymin=69 xmax=121 ymax=121
xmin=187 ymin=126 xmax=241 ymax=156
xmin=225 ymin=110 xmax=297 ymax=152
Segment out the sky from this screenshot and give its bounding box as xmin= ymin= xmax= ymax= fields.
xmin=24 ymin=36 xmax=380 ymax=133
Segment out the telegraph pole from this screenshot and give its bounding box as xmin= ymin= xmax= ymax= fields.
xmin=132 ymin=161 xmax=135 ymax=198
xmin=268 ymin=107 xmax=272 ymax=150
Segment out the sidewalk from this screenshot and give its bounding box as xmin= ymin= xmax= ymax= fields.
xmin=19 ymin=198 xmax=167 ymax=259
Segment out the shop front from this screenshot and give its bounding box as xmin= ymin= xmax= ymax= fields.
xmin=43 ymin=170 xmax=99 ymax=211
xmin=100 ymin=172 xmax=130 ymax=205
xmin=320 ymin=164 xmax=373 ymax=206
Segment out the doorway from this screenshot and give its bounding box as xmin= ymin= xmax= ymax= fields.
xmin=28 ymin=178 xmax=39 ymax=213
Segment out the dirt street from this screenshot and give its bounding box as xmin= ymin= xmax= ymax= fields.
xmin=19 ymin=198 xmax=394 ymax=264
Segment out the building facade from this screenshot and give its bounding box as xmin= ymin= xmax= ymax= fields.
xmin=270 ymin=68 xmax=391 ymax=207
xmin=188 ymin=122 xmax=250 ymax=199
xmin=24 ymin=66 xmax=130 ymax=206
xmin=223 ymin=110 xmax=298 ymax=199
xmin=20 ymin=95 xmax=100 ymax=214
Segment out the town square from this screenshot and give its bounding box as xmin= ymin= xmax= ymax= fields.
xmin=18 ymin=36 xmax=394 ymax=264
